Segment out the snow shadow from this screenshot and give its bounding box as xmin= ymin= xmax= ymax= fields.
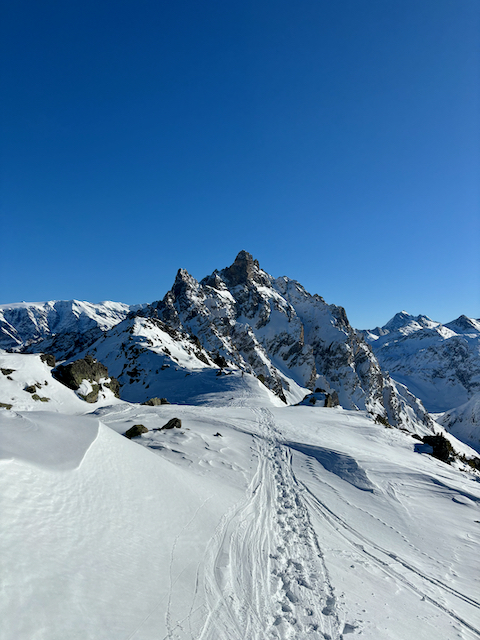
xmin=286 ymin=442 xmax=375 ymax=492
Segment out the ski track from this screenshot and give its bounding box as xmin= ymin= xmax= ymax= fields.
xmin=300 ymin=455 xmax=480 ymax=612
xmin=198 ymin=407 xmax=343 ymax=640
xmin=296 ymin=466 xmax=480 ymax=639
xmin=95 ymin=402 xmax=480 ymax=639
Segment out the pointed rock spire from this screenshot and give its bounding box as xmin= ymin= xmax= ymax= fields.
xmin=222 ymin=251 xmax=268 ymax=287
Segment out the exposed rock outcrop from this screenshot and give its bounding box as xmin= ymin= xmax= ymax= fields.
xmin=53 ymin=355 xmax=120 ymax=403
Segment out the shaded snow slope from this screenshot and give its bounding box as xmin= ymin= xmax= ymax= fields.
xmin=2 ymin=403 xmax=479 ymax=640
xmin=439 ymin=392 xmax=480 ymax=453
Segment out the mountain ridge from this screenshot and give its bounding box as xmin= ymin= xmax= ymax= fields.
xmin=2 ymin=252 xmax=477 ymax=443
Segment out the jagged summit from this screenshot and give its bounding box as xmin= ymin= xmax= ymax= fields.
xmin=220 ymin=250 xmax=270 ymax=287
xmin=11 ymin=252 xmax=479 ymax=434
xmin=131 ymin=252 xmax=434 ymax=431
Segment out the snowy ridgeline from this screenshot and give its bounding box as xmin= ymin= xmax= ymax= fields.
xmin=2 ymin=396 xmax=480 ymax=640
xmin=364 ymin=311 xmax=480 ymax=413
xmin=0 ymin=253 xmax=443 ymax=437
xmin=1 ymin=253 xmax=479 ymax=450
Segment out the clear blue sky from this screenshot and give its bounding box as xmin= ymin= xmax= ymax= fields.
xmin=1 ymin=0 xmax=478 ymax=329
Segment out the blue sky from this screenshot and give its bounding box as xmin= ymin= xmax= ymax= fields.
xmin=1 ymin=0 xmax=478 ymax=329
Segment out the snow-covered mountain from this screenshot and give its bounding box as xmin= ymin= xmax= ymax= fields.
xmin=2 ymin=254 xmax=477 ymax=439
xmin=71 ymin=251 xmax=431 ymax=433
xmin=438 ymin=392 xmax=480 ymax=453
xmin=2 ymin=253 xmax=480 ymax=640
xmin=0 ymin=299 xmax=136 ymax=359
xmin=364 ymin=311 xmax=480 ymax=412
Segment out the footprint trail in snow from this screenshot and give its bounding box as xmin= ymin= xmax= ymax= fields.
xmin=199 ymin=408 xmax=342 ymax=640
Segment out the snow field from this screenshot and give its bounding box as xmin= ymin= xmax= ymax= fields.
xmin=1 ymin=398 xmax=480 ymax=639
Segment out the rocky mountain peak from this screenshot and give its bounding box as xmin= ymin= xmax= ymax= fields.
xmin=172 ymin=268 xmax=198 ymax=294
xmin=445 ymin=315 xmax=480 ymax=335
xmin=221 ymin=251 xmax=270 ymax=287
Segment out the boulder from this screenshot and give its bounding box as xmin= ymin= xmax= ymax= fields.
xmin=53 ymin=355 xmax=109 ymax=390
xmin=124 ymin=424 xmax=149 ymax=439
xmin=24 ymin=385 xmax=38 ymax=394
xmin=162 ymin=418 xmax=182 ymax=430
xmin=422 ymin=434 xmax=454 ymax=463
xmin=299 ymin=391 xmax=340 ymax=408
xmin=142 ymin=397 xmax=170 ymax=406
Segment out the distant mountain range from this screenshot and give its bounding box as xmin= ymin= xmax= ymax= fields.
xmin=362 ymin=310 xmax=480 ymax=450
xmin=1 ymin=251 xmax=478 ymax=449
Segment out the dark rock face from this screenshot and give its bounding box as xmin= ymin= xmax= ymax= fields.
xmin=124 ymin=424 xmax=149 ymax=439
xmin=40 ymin=353 xmax=56 ymax=367
xmin=53 ymin=356 xmax=109 ymax=390
xmin=162 ymin=418 xmax=182 ymax=429
xmin=422 ymin=434 xmax=454 ymax=463
xmin=53 ymin=355 xmax=120 ymax=402
xmin=222 ymin=250 xmax=269 ymax=287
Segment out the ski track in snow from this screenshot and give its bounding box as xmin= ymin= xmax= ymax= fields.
xmin=296 ymin=462 xmax=480 ymax=639
xmin=198 ymin=407 xmax=342 ymax=640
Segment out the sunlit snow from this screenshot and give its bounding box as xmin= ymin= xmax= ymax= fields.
xmin=1 ymin=363 xmax=480 ymax=640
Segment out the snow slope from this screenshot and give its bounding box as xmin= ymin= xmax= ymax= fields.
xmin=2 ymin=386 xmax=480 ymax=640
xmin=438 ymin=392 xmax=480 ymax=453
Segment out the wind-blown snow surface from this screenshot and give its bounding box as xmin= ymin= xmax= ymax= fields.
xmin=2 ymin=389 xmax=480 ymax=639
